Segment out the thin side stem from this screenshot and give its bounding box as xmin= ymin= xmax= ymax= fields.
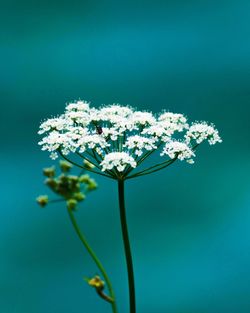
xmin=90 ymin=149 xmax=116 ymax=177
xmin=76 ymin=151 xmax=101 ymax=169
xmin=137 ymin=149 xmax=156 ymax=166
xmin=124 ymin=150 xmax=155 ymax=176
xmin=118 ymin=180 xmax=136 ymax=313
xmin=92 ymin=149 xmax=103 ymax=162
xmin=126 ymin=158 xmax=175 ymax=179
xmin=67 ymin=208 xmax=118 ymax=313
xmin=59 ymin=151 xmax=115 ymax=179
xmin=126 ymin=143 xmax=199 ymax=180
xmin=49 ymin=199 xmax=65 ymax=203
xmin=137 ymin=141 xmax=163 ymax=165
xmin=129 ymin=158 xmax=173 ymax=177
xmin=126 ymin=158 xmax=177 ymax=179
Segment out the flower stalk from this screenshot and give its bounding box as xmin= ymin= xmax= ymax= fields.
xmin=67 ymin=208 xmax=118 ymax=313
xmin=118 ymin=179 xmax=136 ymax=313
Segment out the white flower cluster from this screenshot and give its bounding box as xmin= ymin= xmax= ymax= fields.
xmin=161 ymin=141 xmax=195 ymax=164
xmin=38 ymin=117 xmax=71 ymax=134
xmin=185 ymin=122 xmax=222 ymax=145
xmin=38 ymin=100 xmax=222 ymax=172
xmin=158 ymin=112 xmax=189 ymax=132
xmin=100 ymin=152 xmax=137 ymax=172
xmin=124 ymin=135 xmax=157 ymax=156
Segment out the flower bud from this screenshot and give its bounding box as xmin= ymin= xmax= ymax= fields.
xmin=43 ymin=166 xmax=55 ymax=177
xmin=67 ymin=198 xmax=78 ymax=210
xmin=88 ymin=276 xmax=105 ymax=290
xmin=59 ymin=160 xmax=72 ymax=172
xmin=68 ymin=175 xmax=80 ymax=191
xmin=68 ymin=175 xmax=79 ymax=183
xmin=74 ymin=192 xmax=86 ymax=201
xmin=36 ymin=195 xmax=49 ymax=207
xmin=87 ymin=179 xmax=97 ymax=191
xmin=45 ymin=178 xmax=57 ymax=189
xmin=84 ymin=160 xmax=95 ymax=169
xmin=79 ymin=174 xmax=90 ymax=183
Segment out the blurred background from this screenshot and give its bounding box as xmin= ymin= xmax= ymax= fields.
xmin=1 ymin=0 xmax=250 ymax=312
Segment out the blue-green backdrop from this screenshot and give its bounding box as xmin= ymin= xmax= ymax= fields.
xmin=1 ymin=0 xmax=250 ymax=312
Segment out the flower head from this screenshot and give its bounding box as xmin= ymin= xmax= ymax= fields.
xmin=66 ymin=100 xmax=90 ymax=112
xmin=38 ymin=100 xmax=222 ymax=178
xmin=100 ymin=152 xmax=137 ymax=172
xmin=185 ymin=122 xmax=222 ymax=145
xmin=124 ymin=135 xmax=157 ymax=156
xmin=38 ymin=117 xmax=70 ymax=135
xmin=158 ymin=112 xmax=188 ymax=132
xmin=161 ymin=141 xmax=195 ymax=163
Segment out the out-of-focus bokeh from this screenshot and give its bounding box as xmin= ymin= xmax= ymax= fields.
xmin=1 ymin=1 xmax=250 ymax=312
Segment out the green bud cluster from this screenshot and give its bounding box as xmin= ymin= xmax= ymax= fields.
xmin=37 ymin=159 xmax=97 ymax=210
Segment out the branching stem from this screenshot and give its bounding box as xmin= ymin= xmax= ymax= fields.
xmin=67 ymin=208 xmax=118 ymax=313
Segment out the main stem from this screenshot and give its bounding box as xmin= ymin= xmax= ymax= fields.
xmin=118 ymin=180 xmax=136 ymax=313
xmin=67 ymin=208 xmax=118 ymax=313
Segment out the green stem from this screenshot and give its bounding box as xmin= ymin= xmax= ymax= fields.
xmin=127 ymin=159 xmax=176 ymax=179
xmin=67 ymin=208 xmax=118 ymax=313
xmin=59 ymin=151 xmax=114 ymax=179
xmin=127 ymin=158 xmax=174 ymax=179
xmin=126 ymin=142 xmax=200 ymax=179
xmin=118 ymin=180 xmax=136 ymax=313
xmin=76 ymin=151 xmax=101 ymax=169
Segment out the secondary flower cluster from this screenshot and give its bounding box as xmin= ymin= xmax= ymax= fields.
xmin=37 ymin=159 xmax=97 ymax=210
xmin=38 ymin=100 xmax=222 ymax=176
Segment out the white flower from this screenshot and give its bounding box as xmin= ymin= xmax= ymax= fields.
xmin=96 ymin=105 xmax=133 ymax=126
xmin=38 ymin=131 xmax=70 ymax=159
xmin=100 ymin=152 xmax=137 ymax=172
xmin=93 ymin=105 xmax=136 ymax=132
xmin=160 ymin=141 xmax=195 ymax=163
xmin=124 ymin=135 xmax=157 ymax=156
xmin=38 ymin=116 xmax=70 ymax=135
xmin=99 ymin=105 xmax=133 ymax=119
xmin=102 ymin=127 xmax=121 ymax=141
xmin=50 ymin=152 xmax=59 ymax=160
xmin=65 ymin=110 xmax=91 ymax=126
xmin=131 ymin=111 xmax=156 ymax=126
xmin=66 ymin=100 xmax=90 ymax=112
xmin=158 ymin=112 xmax=187 ymax=125
xmin=185 ymin=122 xmax=222 ymax=145
xmin=78 ymin=134 xmax=110 ymax=153
xmin=38 ymin=99 xmax=221 ymax=175
xmin=141 ymin=124 xmax=172 ymax=141
xmin=158 ymin=112 xmax=189 ymax=133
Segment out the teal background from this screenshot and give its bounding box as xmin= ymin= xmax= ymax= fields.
xmin=1 ymin=1 xmax=250 ymax=312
